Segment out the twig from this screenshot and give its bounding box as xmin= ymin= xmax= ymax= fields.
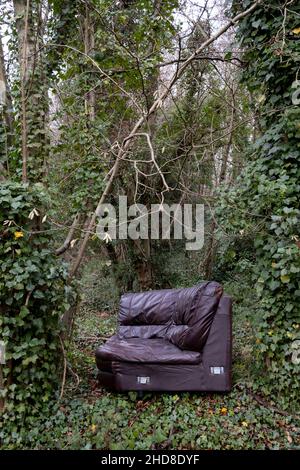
xmin=249 ymin=390 xmax=300 ymax=420
xmin=77 ymin=335 xmax=109 ymax=342
xmin=55 ymin=213 xmax=81 ymax=255
xmin=59 ymin=336 xmax=67 ymax=400
xmin=125 ymin=132 xmax=170 ymax=194
xmin=67 ymin=362 xmax=80 ymax=389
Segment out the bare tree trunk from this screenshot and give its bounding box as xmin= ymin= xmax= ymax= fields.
xmin=203 ymin=88 xmax=237 ymax=276
xmin=201 ymin=218 xmax=217 ymax=279
xmin=219 ymin=86 xmax=236 ymax=183
xmin=0 ymin=34 xmax=14 ymax=178
xmin=0 ymin=365 xmax=4 ymax=412
xmin=84 ymin=3 xmax=95 ymax=121
xmin=61 ymin=304 xmax=79 ymax=341
xmin=134 ymin=238 xmax=153 ymax=290
xmin=0 ymin=33 xmax=14 ymax=137
xmin=0 ymin=308 xmax=5 ymax=410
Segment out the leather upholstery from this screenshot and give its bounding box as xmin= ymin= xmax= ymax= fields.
xmin=98 ymin=336 xmax=202 ymax=364
xmin=117 ymin=281 xmax=223 ymax=352
xmin=95 ymin=282 xmax=232 ymax=392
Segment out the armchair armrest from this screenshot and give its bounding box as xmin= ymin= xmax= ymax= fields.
xmin=200 ymin=295 xmax=232 ymax=391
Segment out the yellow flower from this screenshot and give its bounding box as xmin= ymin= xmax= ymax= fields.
xmin=292 ymin=27 xmax=300 ymax=35
xmin=14 ymin=231 xmax=24 ymax=239
xmin=220 ymin=407 xmax=227 ymax=415
xmin=242 ymin=421 xmax=248 ymax=427
xmin=91 ymin=424 xmax=97 ymax=433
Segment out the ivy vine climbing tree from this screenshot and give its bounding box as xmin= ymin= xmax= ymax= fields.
xmin=218 ymin=0 xmax=300 ymax=404
xmin=0 ymin=0 xmax=77 ymax=421
xmin=0 ymin=182 xmax=75 ymax=417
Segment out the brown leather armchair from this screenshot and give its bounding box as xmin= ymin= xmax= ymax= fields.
xmin=95 ymin=282 xmax=232 ymax=392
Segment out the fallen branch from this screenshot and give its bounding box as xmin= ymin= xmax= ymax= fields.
xmin=69 ymin=0 xmax=262 ymax=278
xmin=249 ymin=389 xmax=300 ymax=420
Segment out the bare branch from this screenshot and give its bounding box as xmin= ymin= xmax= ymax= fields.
xmin=55 ymin=213 xmax=81 ymax=256
xmin=69 ymin=1 xmax=262 ymax=278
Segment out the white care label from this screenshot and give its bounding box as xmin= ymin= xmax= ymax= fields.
xmin=210 ymin=366 xmax=224 ymax=375
xmin=137 ymin=376 xmax=150 ymax=384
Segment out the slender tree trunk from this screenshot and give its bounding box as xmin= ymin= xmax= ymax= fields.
xmin=132 ymin=238 xmax=153 ymax=290
xmin=0 ymin=33 xmax=14 ymax=136
xmin=201 ymin=218 xmax=217 ymax=280
xmin=13 ymin=0 xmax=49 ymax=182
xmin=13 ymin=0 xmax=34 ymax=182
xmin=0 ymin=306 xmax=5 ymax=411
xmin=0 ymin=365 xmax=4 ymax=411
xmin=0 ymin=33 xmax=14 ymax=178
xmin=219 ymin=86 xmax=236 ymax=183
xmin=84 ymin=3 xmax=95 ymax=121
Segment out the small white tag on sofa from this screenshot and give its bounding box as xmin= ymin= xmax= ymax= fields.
xmin=210 ymin=366 xmax=224 ymax=375
xmin=137 ymin=376 xmax=150 ymax=384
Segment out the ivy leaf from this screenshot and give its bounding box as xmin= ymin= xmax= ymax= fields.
xmin=270 ymin=280 xmax=280 ymax=290
xmin=20 ymin=306 xmax=30 ymax=318
xmin=22 ymin=354 xmax=38 ymax=366
xmin=252 ymin=19 xmax=261 ymax=28
xmin=11 ymin=201 xmax=22 ymax=210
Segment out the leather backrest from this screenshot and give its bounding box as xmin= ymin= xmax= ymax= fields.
xmin=166 ymin=282 xmax=223 ymax=351
xmin=118 ymin=282 xmax=223 ymax=352
xmin=119 ymin=288 xmax=177 ymax=325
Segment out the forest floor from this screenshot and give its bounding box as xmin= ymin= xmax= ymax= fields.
xmin=5 ymin=256 xmax=300 ymax=450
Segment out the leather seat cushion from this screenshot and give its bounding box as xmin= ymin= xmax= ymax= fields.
xmin=95 ymin=335 xmax=202 ymax=365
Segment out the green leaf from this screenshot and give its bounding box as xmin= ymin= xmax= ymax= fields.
xmin=20 ymin=306 xmax=30 ymax=318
